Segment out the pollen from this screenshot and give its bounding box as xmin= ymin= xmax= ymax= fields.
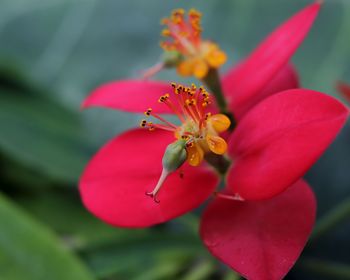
xmin=140 ymin=83 xmax=230 ymax=166
xmin=160 ymin=9 xmax=227 ymax=79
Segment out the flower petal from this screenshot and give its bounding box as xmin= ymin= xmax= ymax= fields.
xmin=336 ymin=81 xmax=350 ymax=104
xmin=259 ymin=64 xmax=299 ymax=97
xmin=227 ymin=89 xmax=348 ymax=200
xmin=222 ymin=2 xmax=320 ymax=119
xmin=200 ymin=179 xmax=316 ymax=280
xmin=223 ymin=64 xmax=299 ymax=119
xmin=81 ymin=80 xmax=174 ymax=113
xmin=79 ymin=128 xmax=219 ymax=228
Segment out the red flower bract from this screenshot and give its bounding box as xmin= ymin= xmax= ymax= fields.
xmin=80 ymin=2 xmax=349 ymax=280
xmin=80 ymin=128 xmax=219 ymax=228
xmin=227 ymin=89 xmax=348 ymax=200
xmin=200 ymin=180 xmax=316 ymax=280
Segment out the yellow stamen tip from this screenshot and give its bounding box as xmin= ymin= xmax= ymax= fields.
xmin=189 ymin=8 xmax=202 ymax=18
xmin=172 ymin=8 xmax=185 ymax=16
xmin=208 ymin=114 xmax=231 ymax=133
xmin=161 ymin=29 xmax=171 ymax=37
xmin=186 ymin=143 xmax=204 ymax=167
xmin=206 ymin=135 xmax=228 ymax=155
xmin=140 ymin=119 xmax=147 ymax=127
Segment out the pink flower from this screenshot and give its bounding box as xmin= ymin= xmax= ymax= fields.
xmin=79 ymin=2 xmax=349 ymax=279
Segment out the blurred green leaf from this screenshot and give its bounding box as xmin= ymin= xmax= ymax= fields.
xmin=81 ymin=232 xmax=204 ymax=279
xmin=16 ymin=189 xmax=135 ymax=248
xmin=182 ymin=259 xmax=215 ymax=280
xmin=133 ymin=262 xmax=184 ymax=280
xmin=0 ymin=192 xmax=96 ymax=280
xmin=223 ymin=271 xmax=241 ymax=280
xmin=0 ymin=76 xmax=92 ymax=183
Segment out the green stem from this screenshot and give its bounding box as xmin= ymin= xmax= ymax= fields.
xmin=202 ymin=68 xmax=227 ymax=112
xmin=298 ymin=258 xmax=350 ymax=279
xmin=202 ymin=68 xmax=236 ymax=129
xmin=204 ymin=154 xmax=231 ymax=175
xmin=310 ymin=196 xmax=350 ymax=242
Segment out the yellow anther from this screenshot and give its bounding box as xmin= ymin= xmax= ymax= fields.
xmin=172 ymin=8 xmax=185 ymax=16
xmin=207 ymin=114 xmax=231 ymax=133
xmin=205 ymin=44 xmax=227 ymax=68
xmin=189 ymin=9 xmax=202 ymax=18
xmin=171 ymin=9 xmax=184 ymax=24
xmin=202 ymin=100 xmax=211 ymax=107
xmin=179 ymin=31 xmax=189 ymax=37
xmin=185 ymin=99 xmax=191 ymax=106
xmin=206 ymin=134 xmax=227 ymax=155
xmin=140 ymin=119 xmax=147 ymax=127
xmin=161 ymin=29 xmax=171 ymax=37
xmin=186 ymin=143 xmax=204 ymax=166
xmin=144 ymin=108 xmax=153 ymax=116
xmin=204 ymin=112 xmax=212 ymax=120
xmin=148 ymin=121 xmax=155 ymax=131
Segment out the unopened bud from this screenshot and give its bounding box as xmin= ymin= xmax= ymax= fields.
xmin=162 ymin=139 xmax=187 ymax=172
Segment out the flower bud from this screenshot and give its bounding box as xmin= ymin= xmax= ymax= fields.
xmin=162 ymin=139 xmax=187 ymax=172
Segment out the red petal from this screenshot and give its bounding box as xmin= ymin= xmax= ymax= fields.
xmin=227 ymin=89 xmax=348 ymax=200
xmin=79 ymin=129 xmax=219 ymax=228
xmin=336 ymin=81 xmax=350 ymax=104
xmin=222 ymin=2 xmax=321 ymax=119
xmin=223 ymin=64 xmax=299 ymax=119
xmin=81 ymin=80 xmax=173 ymax=113
xmin=200 ymin=179 xmax=316 ymax=280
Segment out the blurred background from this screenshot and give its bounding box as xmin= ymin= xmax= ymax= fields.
xmin=0 ymin=0 xmax=349 ymax=279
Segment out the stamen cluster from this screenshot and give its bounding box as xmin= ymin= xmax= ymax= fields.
xmin=160 ymin=9 xmax=227 ymax=79
xmin=140 ymin=83 xmax=230 ymax=167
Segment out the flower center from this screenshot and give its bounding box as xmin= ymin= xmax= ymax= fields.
xmin=141 ymin=83 xmax=230 ymax=165
xmin=140 ymin=83 xmax=230 ymax=202
xmin=160 ymin=9 xmax=227 ymax=79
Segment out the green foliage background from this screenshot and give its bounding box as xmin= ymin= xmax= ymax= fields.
xmin=0 ymin=0 xmax=349 ymax=279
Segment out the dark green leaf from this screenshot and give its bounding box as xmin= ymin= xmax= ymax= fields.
xmin=0 ymin=193 xmax=96 ymax=280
